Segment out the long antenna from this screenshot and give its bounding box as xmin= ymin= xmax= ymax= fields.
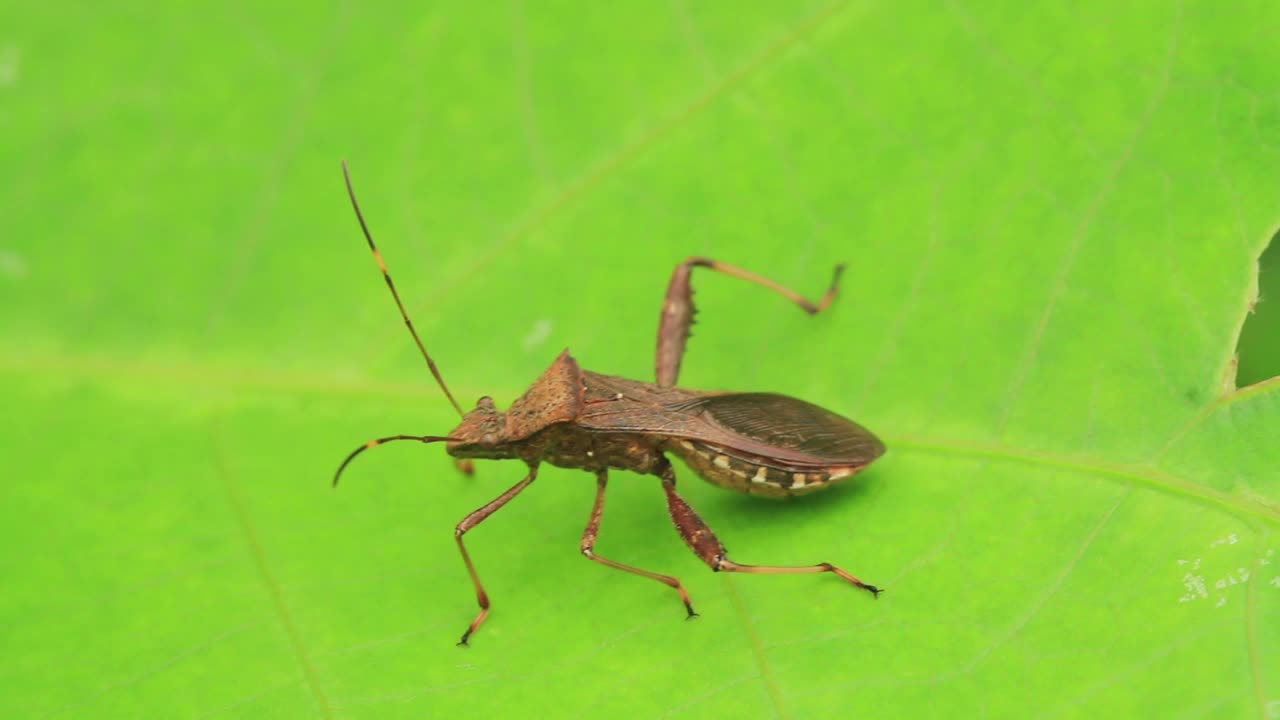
xmin=342 ymin=160 xmax=464 ymax=417
xmin=333 ymin=434 xmax=460 ymax=487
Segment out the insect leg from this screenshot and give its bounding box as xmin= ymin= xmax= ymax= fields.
xmin=580 ymin=471 xmax=697 ymax=618
xmin=655 ymin=257 xmax=845 ymax=387
xmin=660 ymin=464 xmax=880 ymax=597
xmin=454 ymin=466 xmax=538 ymax=645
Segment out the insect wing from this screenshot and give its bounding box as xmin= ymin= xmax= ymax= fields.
xmin=680 ymin=392 xmax=884 ymax=465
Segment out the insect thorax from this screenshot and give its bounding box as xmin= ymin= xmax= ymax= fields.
xmin=666 ymin=439 xmax=864 ymax=498
xmin=523 ymin=424 xmax=667 ymax=475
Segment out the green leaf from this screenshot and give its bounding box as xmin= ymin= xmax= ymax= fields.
xmin=3 ymin=2 xmax=1278 ymax=718
xmin=1239 ymin=236 xmax=1280 ymax=386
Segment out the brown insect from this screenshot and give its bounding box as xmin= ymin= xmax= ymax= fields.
xmin=334 ymin=161 xmax=885 ymax=645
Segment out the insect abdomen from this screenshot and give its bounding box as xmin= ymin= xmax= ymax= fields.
xmin=665 ymin=439 xmax=865 ymax=498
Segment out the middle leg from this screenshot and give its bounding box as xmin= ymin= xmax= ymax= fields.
xmin=581 ymin=471 xmax=697 ymax=617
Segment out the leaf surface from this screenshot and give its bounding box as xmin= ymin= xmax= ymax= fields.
xmin=3 ymin=2 xmax=1278 ymax=718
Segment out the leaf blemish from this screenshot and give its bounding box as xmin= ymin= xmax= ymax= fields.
xmin=522 ymin=319 xmax=554 ymax=352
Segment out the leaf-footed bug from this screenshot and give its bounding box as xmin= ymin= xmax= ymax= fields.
xmin=334 ymin=161 xmax=885 ymax=645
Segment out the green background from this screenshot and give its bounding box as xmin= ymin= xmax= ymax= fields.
xmin=3 ymin=2 xmax=1278 ymax=718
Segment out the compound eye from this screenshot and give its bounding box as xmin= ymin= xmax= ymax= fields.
xmin=476 ymin=396 xmax=495 ymax=410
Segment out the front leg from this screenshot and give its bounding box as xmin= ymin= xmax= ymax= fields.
xmin=659 ymin=462 xmax=880 ymax=596
xmin=454 ymin=466 xmax=538 ymax=645
xmin=655 ymin=257 xmax=845 ymax=387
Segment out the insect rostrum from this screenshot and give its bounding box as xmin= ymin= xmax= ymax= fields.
xmin=334 ymin=160 xmax=886 ymax=645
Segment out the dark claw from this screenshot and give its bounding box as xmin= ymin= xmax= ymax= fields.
xmin=866 ymin=584 xmax=883 ymax=598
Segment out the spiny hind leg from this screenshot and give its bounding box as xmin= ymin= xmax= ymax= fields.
xmin=658 ymin=463 xmax=880 ymax=596
xmin=655 ymin=257 xmax=845 ymax=387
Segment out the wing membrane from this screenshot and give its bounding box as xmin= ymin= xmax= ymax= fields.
xmin=681 ymin=393 xmax=884 ymax=463
xmin=575 ymin=372 xmax=883 ymax=466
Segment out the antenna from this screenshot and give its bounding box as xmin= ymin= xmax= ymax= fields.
xmin=341 ymin=160 xmax=464 ymax=417
xmin=333 ymin=435 xmax=460 ymax=487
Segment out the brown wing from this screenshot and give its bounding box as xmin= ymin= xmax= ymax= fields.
xmin=576 ymin=371 xmax=883 ymax=467
xmin=675 ymin=393 xmax=884 ymax=465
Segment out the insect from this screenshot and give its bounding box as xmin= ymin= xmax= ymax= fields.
xmin=334 ymin=161 xmax=885 ymax=645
